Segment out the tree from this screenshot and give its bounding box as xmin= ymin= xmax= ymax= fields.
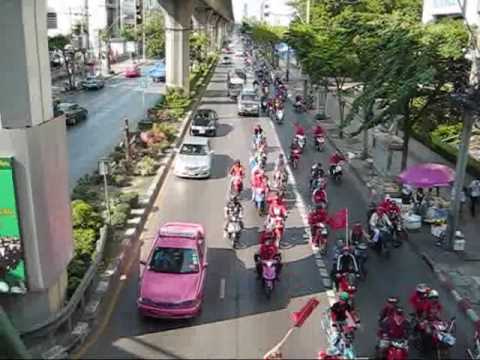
xmin=190 ymin=32 xmax=209 ymax=66
xmin=48 ymin=34 xmax=82 ymax=89
xmin=250 ymin=22 xmax=286 ymax=67
xmin=144 ymin=11 xmax=165 ymax=58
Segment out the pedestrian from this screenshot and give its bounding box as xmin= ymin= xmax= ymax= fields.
xmin=469 ymin=178 xmax=480 ymax=216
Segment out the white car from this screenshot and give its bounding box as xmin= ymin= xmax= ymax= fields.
xmin=221 ymin=56 xmax=232 ymax=65
xmin=174 ymin=137 xmax=213 ymax=179
xmin=238 ymin=89 xmax=260 ymax=116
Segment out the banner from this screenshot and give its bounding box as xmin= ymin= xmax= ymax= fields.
xmin=0 ymin=157 xmax=26 ymax=294
xmin=327 ymin=208 xmax=348 ymax=230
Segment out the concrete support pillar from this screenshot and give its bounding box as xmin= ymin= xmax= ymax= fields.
xmin=0 ymin=0 xmax=73 ymax=331
xmin=192 ymin=8 xmax=208 ymax=35
xmin=159 ymin=0 xmax=193 ymax=93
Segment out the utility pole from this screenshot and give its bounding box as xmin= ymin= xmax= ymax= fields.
xmin=84 ymin=0 xmax=90 ymax=49
xmin=124 ymin=118 xmax=131 ymax=162
xmin=142 ymin=0 xmax=146 ymax=62
xmin=446 ymin=9 xmax=479 ymax=249
xmin=286 ymin=45 xmax=290 ymax=81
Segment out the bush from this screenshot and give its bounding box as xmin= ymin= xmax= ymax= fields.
xmin=134 ymin=156 xmax=157 ymax=176
xmin=111 ymin=211 xmax=128 ymax=228
xmin=165 ymin=88 xmax=190 ymax=109
xmin=111 ymin=174 xmax=129 ymax=187
xmin=114 ymin=202 xmax=131 ymax=215
xmin=73 ymin=228 xmax=97 ymax=256
xmin=71 ymin=200 xmax=103 ymax=230
xmin=431 ymin=123 xmax=463 ymax=142
xmin=72 ymin=184 xmax=98 ymax=202
xmin=153 ymin=123 xmax=177 ymax=142
xmin=119 ymin=192 xmax=139 ymax=208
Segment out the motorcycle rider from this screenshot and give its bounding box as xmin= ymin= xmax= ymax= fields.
xmin=312 ymin=186 xmax=328 ymax=208
xmin=254 ymin=239 xmax=282 ymax=279
xmin=379 ymin=296 xmax=400 ymax=323
xmin=409 ymin=283 xmax=430 ymax=320
xmin=308 ymin=207 xmax=328 ymax=235
xmin=224 ymin=196 xmax=244 ymax=232
xmin=229 ymin=160 xmax=245 ymax=179
xmin=313 ymin=122 xmax=326 ymax=138
xmin=274 ymin=153 xmax=287 ymax=173
xmin=294 ymin=122 xmax=306 ymax=137
xmin=369 ymin=207 xmax=392 ymax=250
xmin=351 ymin=223 xmax=367 ymax=245
xmin=379 ymin=307 xmax=409 ymax=340
xmin=330 ymin=292 xmax=358 ymax=329
xmin=329 ymin=152 xmax=346 ymax=176
xmin=268 ymin=196 xmax=288 ymax=220
xmin=332 ymin=246 xmax=359 ymax=291
xmin=424 ymin=289 xmax=443 ymax=321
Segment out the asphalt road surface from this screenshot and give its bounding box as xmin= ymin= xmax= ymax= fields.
xmin=77 ymin=36 xmax=474 ymax=359
xmin=64 ymin=65 xmax=163 ymax=188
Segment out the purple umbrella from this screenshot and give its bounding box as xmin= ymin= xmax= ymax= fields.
xmin=397 ymin=163 xmax=455 ymax=187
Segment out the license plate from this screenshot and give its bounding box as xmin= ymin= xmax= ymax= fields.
xmin=199 ymin=129 xmax=205 ymax=134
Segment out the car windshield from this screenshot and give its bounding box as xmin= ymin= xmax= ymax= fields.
xmin=193 ymin=112 xmax=214 ymax=126
xmin=59 ymin=104 xmax=77 ymax=111
xmin=180 ymin=144 xmax=208 ymax=156
xmin=149 ymin=247 xmax=199 ymax=274
xmin=241 ymin=94 xmax=258 ymax=102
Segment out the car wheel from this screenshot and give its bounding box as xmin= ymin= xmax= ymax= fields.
xmin=212 ymin=130 xmax=217 ymax=137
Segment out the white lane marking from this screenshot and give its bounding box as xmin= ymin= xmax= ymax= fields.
xmin=220 ymin=278 xmax=226 ymax=299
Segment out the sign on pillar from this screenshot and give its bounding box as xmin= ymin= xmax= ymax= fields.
xmin=0 ymin=157 xmax=26 ymax=295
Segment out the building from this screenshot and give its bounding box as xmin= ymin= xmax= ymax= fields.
xmin=260 ymin=0 xmax=293 ymax=26
xmin=47 ymin=0 xmax=139 ymax=60
xmin=422 ymin=0 xmax=472 ymax=23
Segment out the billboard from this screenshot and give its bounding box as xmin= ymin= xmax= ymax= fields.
xmin=0 ymin=157 xmax=26 ymax=294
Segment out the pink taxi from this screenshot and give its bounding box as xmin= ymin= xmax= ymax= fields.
xmin=137 ymin=222 xmax=208 ymax=319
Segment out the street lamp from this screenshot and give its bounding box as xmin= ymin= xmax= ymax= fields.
xmin=99 ymin=158 xmax=111 ymax=225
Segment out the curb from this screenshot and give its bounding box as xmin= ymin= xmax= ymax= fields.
xmin=41 ymin=61 xmax=217 ymax=359
xmin=420 ymin=252 xmax=480 ymax=330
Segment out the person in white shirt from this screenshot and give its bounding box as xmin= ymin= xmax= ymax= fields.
xmin=451 ymin=186 xmax=467 ymax=214
xmin=469 ymin=179 xmax=480 ymax=216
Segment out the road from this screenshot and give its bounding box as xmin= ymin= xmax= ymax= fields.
xmin=63 ymin=65 xmax=163 ymax=188
xmin=77 ymin=36 xmax=474 ymax=359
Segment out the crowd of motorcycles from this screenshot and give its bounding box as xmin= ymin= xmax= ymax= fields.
xmin=221 ymin=44 xmax=480 ymax=359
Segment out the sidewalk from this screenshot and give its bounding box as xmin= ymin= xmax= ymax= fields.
xmin=279 ymin=58 xmax=480 ymax=328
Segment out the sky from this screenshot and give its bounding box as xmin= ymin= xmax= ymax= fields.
xmin=233 ymin=0 xmax=295 ymax=24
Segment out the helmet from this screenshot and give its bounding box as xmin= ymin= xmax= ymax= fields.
xmin=339 ymin=292 xmax=349 ymax=301
xmin=416 ymin=283 xmax=428 ymax=294
xmin=234 ymin=159 xmax=240 ymax=165
xmin=428 ymin=289 xmax=439 ymax=299
xmin=387 ymin=296 xmax=399 ymax=304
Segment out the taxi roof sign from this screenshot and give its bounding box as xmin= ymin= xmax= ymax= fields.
xmin=158 ymin=224 xmax=200 ymax=239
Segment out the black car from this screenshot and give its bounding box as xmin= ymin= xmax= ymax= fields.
xmin=56 ymin=103 xmax=88 ymax=126
xmin=190 ymin=109 xmax=218 ymax=136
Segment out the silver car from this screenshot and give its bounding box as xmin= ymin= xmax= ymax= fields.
xmin=81 ymin=76 xmax=105 ymax=90
xmin=174 ymin=137 xmax=213 ymax=179
xmin=238 ymin=89 xmax=260 ymax=116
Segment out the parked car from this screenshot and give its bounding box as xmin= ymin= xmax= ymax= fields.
xmin=137 ymin=222 xmax=208 ymax=319
xmin=238 ymin=89 xmax=260 ymax=116
xmin=221 ymin=56 xmax=232 ymax=65
xmin=125 ymin=65 xmax=141 ymax=78
xmin=190 ymin=109 xmax=218 ymax=137
xmin=149 ymin=61 xmax=166 ymax=82
xmin=56 ymin=103 xmax=88 ymax=125
xmin=174 ymin=136 xmax=213 ymax=178
xmin=80 ymin=76 xmax=105 ymax=90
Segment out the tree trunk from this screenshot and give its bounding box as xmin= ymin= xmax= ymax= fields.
xmin=361 ymin=103 xmax=373 ymax=160
xmin=338 ymin=94 xmax=345 ymax=139
xmin=401 ymin=107 xmax=411 ymax=171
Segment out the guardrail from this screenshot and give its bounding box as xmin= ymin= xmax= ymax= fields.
xmin=20 ymin=226 xmax=108 ymax=343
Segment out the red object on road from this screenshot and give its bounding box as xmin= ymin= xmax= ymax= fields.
xmin=291 ymin=297 xmax=320 ymax=327
xmin=327 ymin=208 xmax=348 ymax=230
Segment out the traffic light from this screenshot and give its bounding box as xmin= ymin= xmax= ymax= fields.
xmin=136 ymin=0 xmax=143 ymax=25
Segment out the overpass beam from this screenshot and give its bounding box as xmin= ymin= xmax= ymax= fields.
xmin=159 ymin=0 xmax=193 ymax=93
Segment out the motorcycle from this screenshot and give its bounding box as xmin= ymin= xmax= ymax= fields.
xmin=315 ymin=135 xmax=326 ymax=151
xmin=230 ymin=175 xmax=243 ymax=197
xmin=414 ymin=317 xmax=456 ymax=359
xmin=272 ymin=169 xmax=288 ymax=194
xmin=353 ymin=243 xmax=369 ymax=279
xmin=262 ymin=259 xmax=278 ymax=299
xmin=268 ymin=216 xmax=285 ymax=247
xmin=225 ymin=214 xmax=242 ymax=248
xmin=275 ymin=109 xmax=284 ymax=124
xmin=312 ymin=223 xmax=328 ymax=254
xmin=290 ymin=148 xmax=301 ymax=169
xmin=370 ymin=225 xmax=393 ymax=258
xmin=376 ymin=334 xmax=409 ymax=360
xmin=296 ymin=134 xmax=306 ymax=152
xmin=330 ymin=162 xmax=344 ymax=182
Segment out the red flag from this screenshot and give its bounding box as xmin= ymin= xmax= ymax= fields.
xmin=291 ymin=298 xmax=320 ymax=327
xmin=327 ymin=208 xmax=348 ymax=230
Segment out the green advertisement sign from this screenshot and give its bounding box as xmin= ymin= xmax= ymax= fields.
xmin=0 ymin=157 xmax=26 ymax=294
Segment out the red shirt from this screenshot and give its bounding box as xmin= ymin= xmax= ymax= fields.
xmin=425 ymin=301 xmax=443 ymax=320
xmin=330 ymin=153 xmax=345 ymax=165
xmin=230 ymin=165 xmax=245 ymax=178
xmin=308 ymin=209 xmax=328 ymax=225
xmin=409 ymin=293 xmax=429 ymax=317
xmin=383 ymin=315 xmax=408 ymax=339
xmin=269 ymin=203 xmax=287 ymax=218
xmin=314 ymin=125 xmax=325 ymax=137
xmin=295 ymin=125 xmax=305 ymax=136
xmin=259 ymin=243 xmax=278 ymax=260
xmin=259 ymin=231 xmax=274 ymax=245
xmin=313 ymin=189 xmax=327 ymax=204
